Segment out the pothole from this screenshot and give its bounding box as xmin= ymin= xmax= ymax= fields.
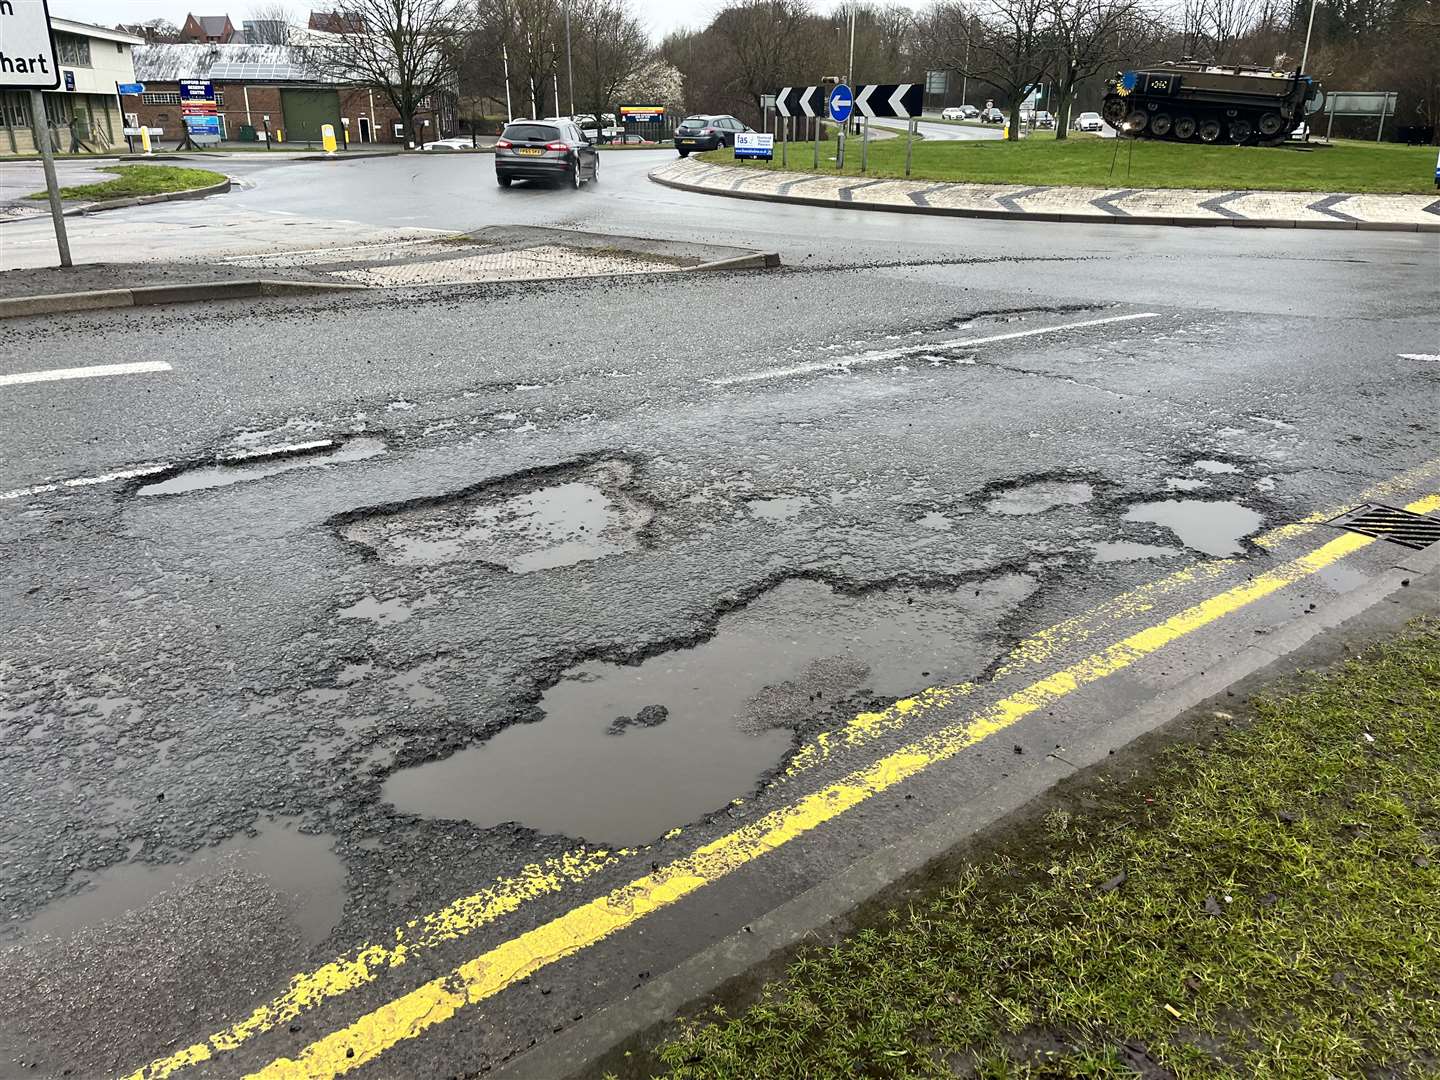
xmin=985 ymin=481 xmax=1094 ymax=516
xmin=1124 ymin=499 xmax=1262 ymax=557
xmin=1092 ymin=541 xmax=1182 ymax=563
xmin=137 ymin=438 xmax=386 ymax=497
xmin=381 ymin=573 xmax=1035 ymax=846
xmin=747 ymin=496 xmax=814 ymax=522
xmin=14 ymin=821 xmax=343 ymax=947
xmin=338 ymin=457 xmax=651 ymax=571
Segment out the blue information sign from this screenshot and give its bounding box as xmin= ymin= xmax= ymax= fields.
xmin=117 ymin=82 xmax=145 ymax=95
xmin=827 ymin=84 xmax=853 ymax=124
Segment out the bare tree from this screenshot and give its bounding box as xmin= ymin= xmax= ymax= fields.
xmin=1048 ymin=0 xmax=1156 ymax=136
xmin=474 ymin=0 xmax=565 ymax=118
xmin=923 ymin=0 xmax=1054 ymax=138
xmin=314 ymin=0 xmax=466 ymax=146
xmin=245 ymin=3 xmax=295 ymax=44
xmin=569 ymin=0 xmax=651 ymax=122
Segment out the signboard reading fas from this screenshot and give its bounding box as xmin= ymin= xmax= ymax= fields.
xmin=0 ymin=0 xmax=61 ymax=88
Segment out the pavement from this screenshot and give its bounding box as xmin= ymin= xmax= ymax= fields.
xmin=652 ymin=156 xmax=1440 ymax=230
xmin=0 ymin=147 xmax=1437 ymax=1080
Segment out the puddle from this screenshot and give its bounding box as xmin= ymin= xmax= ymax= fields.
xmin=340 ymin=458 xmax=650 ymax=571
xmin=1123 ymin=500 xmax=1261 ymax=557
xmin=138 ymin=438 xmax=386 ymax=496
xmin=747 ymin=496 xmax=813 ymax=522
xmin=1192 ymin=459 xmax=1239 ymax=475
xmin=917 ymin=511 xmax=953 ymax=531
xmin=1092 ymin=541 xmax=1182 ymax=563
xmin=1316 ymin=561 xmax=1370 ymax=594
xmin=17 ymin=821 xmax=343 ymax=946
xmin=338 ymin=593 xmax=438 ymax=624
xmin=382 ymin=574 xmax=1035 ymax=846
xmin=985 ymin=481 xmax=1093 ymax=516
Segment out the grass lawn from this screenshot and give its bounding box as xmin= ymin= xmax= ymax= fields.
xmin=30 ymin=164 xmax=227 ymax=201
xmin=648 ymin=621 xmax=1440 ymax=1079
xmin=700 ymin=135 xmax=1435 ymax=194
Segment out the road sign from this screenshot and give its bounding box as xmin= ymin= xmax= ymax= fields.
xmin=798 ymin=86 xmax=819 ymax=118
xmin=855 ymin=84 xmax=923 ymax=119
xmin=776 ymin=86 xmax=795 ymax=117
xmin=925 ymin=70 xmax=948 ymax=96
xmin=619 ymin=103 xmax=665 ymax=123
xmin=117 ymin=82 xmax=144 ymax=95
xmin=734 ymin=131 xmax=774 ymax=160
xmin=0 ymin=0 xmax=60 ymax=89
xmin=828 ymin=83 xmax=853 ymax=124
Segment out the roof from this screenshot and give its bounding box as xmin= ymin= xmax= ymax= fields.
xmin=191 ymin=14 xmax=234 ymax=34
xmin=50 ymin=17 xmax=145 ymax=44
xmin=133 ymin=43 xmax=324 ymax=82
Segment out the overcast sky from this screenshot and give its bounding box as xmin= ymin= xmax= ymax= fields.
xmin=52 ymin=0 xmax=932 ymax=43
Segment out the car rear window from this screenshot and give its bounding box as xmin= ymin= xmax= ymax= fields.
xmin=503 ymin=124 xmax=560 ymax=142
xmin=677 ymin=119 xmax=709 ymax=131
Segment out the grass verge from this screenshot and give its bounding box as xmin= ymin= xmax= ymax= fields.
xmin=29 ymin=164 xmax=227 ymax=201
xmin=649 ymin=621 xmax=1440 ymax=1078
xmin=699 ymin=136 xmax=1435 ymax=194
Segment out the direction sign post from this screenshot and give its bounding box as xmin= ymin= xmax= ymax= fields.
xmin=2 ymin=0 xmax=71 ymax=266
xmin=828 ymin=83 xmax=852 ymax=169
xmin=855 ymin=83 xmax=924 ymax=179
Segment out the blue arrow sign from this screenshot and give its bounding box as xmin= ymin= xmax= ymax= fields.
xmin=117 ymin=82 xmax=145 ymax=95
xmin=828 ymin=84 xmax=853 ymax=124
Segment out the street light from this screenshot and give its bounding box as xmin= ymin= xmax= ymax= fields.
xmin=564 ymin=0 xmax=575 ymax=118
xmin=1298 ymin=0 xmax=1319 ymax=74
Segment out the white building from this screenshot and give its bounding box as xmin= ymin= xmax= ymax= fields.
xmin=0 ymin=18 xmax=144 ymax=154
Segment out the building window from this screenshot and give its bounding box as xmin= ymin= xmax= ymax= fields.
xmin=55 ymin=33 xmax=92 ymax=67
xmin=215 ymin=91 xmax=225 ymax=106
xmin=116 ymin=42 xmax=126 ymax=53
xmin=143 ymin=92 xmax=182 ymax=105
xmin=3 ymin=93 xmax=31 ymax=128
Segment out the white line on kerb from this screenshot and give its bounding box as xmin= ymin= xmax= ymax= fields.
xmin=0 ymin=464 xmax=172 ymax=502
xmin=0 ymin=361 xmax=173 ymax=388
xmin=715 ymin=312 xmax=1162 ymax=386
xmin=1398 ymin=353 xmax=1438 ymax=363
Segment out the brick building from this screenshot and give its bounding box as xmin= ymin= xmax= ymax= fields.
xmin=127 ymin=43 xmax=453 ymax=146
xmin=179 ymin=13 xmax=237 ymax=43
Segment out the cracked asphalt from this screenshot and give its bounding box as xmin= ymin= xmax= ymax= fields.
xmin=0 ymin=149 xmax=1437 ymax=1079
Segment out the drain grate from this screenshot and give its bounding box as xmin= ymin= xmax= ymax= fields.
xmin=1327 ymin=503 xmax=1440 ymax=550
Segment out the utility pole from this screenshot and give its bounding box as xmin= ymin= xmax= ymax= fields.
xmin=1298 ymin=0 xmax=1318 ymax=74
xmin=961 ymin=33 xmax=970 ymax=106
xmin=502 ymin=43 xmax=513 ymax=120
xmin=564 ymin=0 xmax=576 ymax=117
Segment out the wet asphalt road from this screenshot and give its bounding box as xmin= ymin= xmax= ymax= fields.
xmin=1 ymin=149 xmax=1438 ymax=1079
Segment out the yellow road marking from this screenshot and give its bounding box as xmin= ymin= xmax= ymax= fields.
xmin=247 ymin=503 xmax=1426 ymax=1079
xmin=124 ymin=470 xmax=1440 ymax=1080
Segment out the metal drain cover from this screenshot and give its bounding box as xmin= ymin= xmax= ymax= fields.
xmin=1327 ymin=503 xmax=1440 ymax=550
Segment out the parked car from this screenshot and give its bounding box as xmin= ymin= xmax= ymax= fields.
xmin=940 ymin=106 xmax=966 ymax=120
xmin=494 ymin=119 xmax=598 ymax=188
xmin=1073 ymin=111 xmax=1104 ymax=132
xmin=960 ymin=104 xmax=980 ymax=118
xmin=422 ymin=137 xmax=478 ymax=150
xmin=674 ymin=114 xmax=751 ymax=156
xmin=980 ymin=107 xmax=1004 ymax=124
xmin=1031 ymin=110 xmax=1056 ymax=129
xmin=614 ymin=133 xmax=656 ymax=145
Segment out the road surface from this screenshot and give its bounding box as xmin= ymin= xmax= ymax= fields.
xmin=1 ymin=147 xmax=1437 ymax=1080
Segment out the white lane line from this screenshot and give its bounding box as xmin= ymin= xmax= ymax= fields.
xmin=715 ymin=312 xmax=1162 ymax=386
xmin=0 ymin=463 xmax=172 ymax=501
xmin=1398 ymin=353 xmax=1438 ymax=362
xmin=0 ymin=361 xmax=172 ymax=387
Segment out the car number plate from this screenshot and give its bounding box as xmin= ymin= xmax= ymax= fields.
xmin=517 ymin=147 xmax=544 ymax=156
xmin=680 ymin=139 xmax=695 ymax=144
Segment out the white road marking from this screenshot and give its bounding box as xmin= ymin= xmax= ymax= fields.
xmin=1398 ymin=353 xmax=1438 ymax=362
xmin=715 ymin=312 xmax=1162 ymax=386
xmin=0 ymin=361 xmax=172 ymax=388
xmin=0 ymin=464 xmax=172 ymax=501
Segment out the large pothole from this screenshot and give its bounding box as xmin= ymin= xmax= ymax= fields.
xmin=337 ymin=457 xmax=651 ymax=571
xmin=382 ymin=573 xmax=1036 ymax=846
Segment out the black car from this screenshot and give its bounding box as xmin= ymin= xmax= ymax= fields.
xmin=674 ymin=115 xmax=751 ymax=156
xmin=495 ymin=120 xmax=598 ymax=188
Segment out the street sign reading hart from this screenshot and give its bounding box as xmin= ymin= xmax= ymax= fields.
xmin=0 ymin=0 xmax=60 ymax=89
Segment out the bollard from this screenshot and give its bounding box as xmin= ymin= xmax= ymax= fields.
xmin=139 ymin=125 xmax=152 ymax=155
xmin=321 ymin=124 xmax=337 ymax=154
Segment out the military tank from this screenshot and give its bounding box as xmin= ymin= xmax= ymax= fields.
xmin=1102 ymin=61 xmax=1322 ymax=145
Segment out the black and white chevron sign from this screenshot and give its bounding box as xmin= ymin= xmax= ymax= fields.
xmin=775 ymin=86 xmax=822 ymax=118
xmin=855 ymin=83 xmax=923 ymax=119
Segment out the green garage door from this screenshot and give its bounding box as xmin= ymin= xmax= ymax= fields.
xmin=281 ymin=89 xmax=340 ymax=143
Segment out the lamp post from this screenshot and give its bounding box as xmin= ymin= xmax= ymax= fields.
xmin=1298 ymin=0 xmax=1318 ymax=73
xmin=564 ymin=0 xmax=575 ymax=117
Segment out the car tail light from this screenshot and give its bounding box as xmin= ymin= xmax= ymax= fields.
xmin=496 ymin=138 xmax=512 ymax=148
xmin=702 ymin=128 xmax=716 ymax=135
xmin=545 ymin=141 xmax=568 ymax=151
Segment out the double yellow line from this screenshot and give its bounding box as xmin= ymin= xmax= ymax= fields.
xmin=124 ymin=474 xmax=1440 ymax=1080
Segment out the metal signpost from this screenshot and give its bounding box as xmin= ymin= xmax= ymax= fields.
xmin=1323 ymin=91 xmax=1398 ymax=143
xmin=855 ymin=83 xmax=923 ymax=176
xmin=776 ymin=86 xmax=799 ymax=167
xmin=828 ymin=83 xmax=852 ymax=169
xmin=796 ymin=86 xmax=820 ymax=168
xmin=2 ymin=0 xmax=69 ymax=265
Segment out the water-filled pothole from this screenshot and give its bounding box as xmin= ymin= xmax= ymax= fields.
xmin=16 ymin=821 xmax=343 ymax=946
xmin=985 ymin=481 xmax=1094 ymax=516
xmin=1124 ymin=499 xmax=1261 ymax=557
xmin=339 ymin=458 xmax=650 ymax=571
xmin=138 ymin=438 xmax=385 ymax=496
xmin=382 ymin=573 xmax=1035 ymax=846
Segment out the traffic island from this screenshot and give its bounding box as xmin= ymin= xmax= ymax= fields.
xmin=650 ymin=157 xmax=1440 ymax=231
xmin=6 ymin=164 xmax=233 ymax=220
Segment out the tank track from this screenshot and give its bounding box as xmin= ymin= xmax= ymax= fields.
xmin=1101 ymin=95 xmax=1295 ymax=146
